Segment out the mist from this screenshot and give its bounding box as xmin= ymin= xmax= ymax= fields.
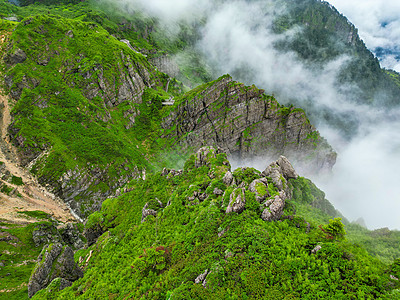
xmin=100 ymin=0 xmax=400 ymax=229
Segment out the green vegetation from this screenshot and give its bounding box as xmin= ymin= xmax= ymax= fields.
xmin=29 ymin=152 xmax=399 ymax=299
xmin=16 ymin=210 xmax=51 ymax=220
xmin=0 ymin=0 xmax=399 ymax=298
xmin=0 ymin=221 xmax=48 ymax=299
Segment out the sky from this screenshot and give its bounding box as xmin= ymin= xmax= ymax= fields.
xmin=328 ymin=0 xmax=400 ymax=72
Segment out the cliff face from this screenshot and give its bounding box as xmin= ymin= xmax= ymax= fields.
xmin=1 ymin=15 xmax=168 ymax=219
xmin=162 ymin=75 xmax=336 ymax=173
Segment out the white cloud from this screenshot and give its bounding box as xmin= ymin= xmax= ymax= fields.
xmin=328 ymin=0 xmax=400 ymax=71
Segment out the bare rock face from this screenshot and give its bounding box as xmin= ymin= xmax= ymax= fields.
xmin=222 ymin=171 xmax=234 ymax=186
xmin=162 ymin=75 xmax=336 ymax=174
xmin=261 ymin=192 xmax=286 ymax=222
xmin=276 ymin=156 xmax=298 ymax=179
xmin=226 ymin=188 xmax=246 ymax=214
xmin=262 ymin=155 xmax=297 ymax=192
xmin=28 ymin=243 xmax=83 ymax=298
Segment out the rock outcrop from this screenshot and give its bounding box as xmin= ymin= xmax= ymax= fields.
xmin=28 ymin=243 xmax=83 ymax=298
xmin=226 ymin=188 xmax=246 ymax=214
xmin=162 ymin=75 xmax=336 ymax=174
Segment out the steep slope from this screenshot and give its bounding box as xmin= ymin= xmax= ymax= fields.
xmin=1 ymin=15 xmax=176 ymax=219
xmin=274 ymin=0 xmax=400 ymax=106
xmin=30 ymin=147 xmax=400 ymax=299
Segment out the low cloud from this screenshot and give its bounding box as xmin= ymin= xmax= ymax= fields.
xmin=328 ymin=0 xmax=400 ymax=72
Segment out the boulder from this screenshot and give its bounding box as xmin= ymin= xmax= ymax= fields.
xmin=262 ymin=163 xmax=285 ymax=191
xmin=5 ymin=48 xmax=27 ymax=65
xmin=28 ymin=243 xmax=83 ymax=298
xmin=222 ymin=171 xmax=234 ymax=186
xmin=226 ymin=188 xmax=246 ymax=214
xmin=276 ymin=156 xmax=298 ymax=179
xmin=261 ymin=192 xmax=286 ymax=221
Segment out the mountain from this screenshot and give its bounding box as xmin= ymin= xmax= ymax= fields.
xmin=0 ymin=0 xmax=399 ymax=299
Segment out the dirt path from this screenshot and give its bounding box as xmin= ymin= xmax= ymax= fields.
xmin=0 ymin=33 xmax=76 ymax=224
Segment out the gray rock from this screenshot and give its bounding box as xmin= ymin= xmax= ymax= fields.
xmin=311 ymin=245 xmax=322 ymax=254
xmin=213 ymin=188 xmax=224 ymax=195
xmin=161 ymin=75 xmax=336 ymax=175
xmin=32 ymin=223 xmax=63 ymax=247
xmin=263 ymin=163 xmax=285 ymax=191
xmin=28 ymin=243 xmax=83 ymax=298
xmin=59 ymin=223 xmax=84 ymax=250
xmin=222 ymin=171 xmax=234 ymax=186
xmin=5 ymin=48 xmax=27 ymax=65
xmin=276 ymin=156 xmax=298 ymax=179
xmin=226 ymin=188 xmax=246 ymax=214
xmin=141 ymin=202 xmax=158 ymax=223
xmin=195 ymin=269 xmax=209 ymax=284
xmin=195 ymin=147 xmax=216 ymax=168
xmin=261 ymin=193 xmax=286 ymax=221
xmin=83 ymin=224 xmax=104 ymax=247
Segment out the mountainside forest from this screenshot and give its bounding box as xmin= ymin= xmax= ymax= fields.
xmin=0 ymin=0 xmax=399 ymax=299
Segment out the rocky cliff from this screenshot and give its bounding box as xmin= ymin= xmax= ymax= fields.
xmin=162 ymin=75 xmax=336 ymax=173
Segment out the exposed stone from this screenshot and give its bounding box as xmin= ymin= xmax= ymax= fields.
xmin=226 ymin=188 xmax=246 ymax=214
xmin=213 ymin=188 xmax=224 ymax=195
xmin=261 ymin=192 xmax=286 ymax=221
xmin=161 ymin=75 xmax=336 ymax=175
xmin=59 ymin=223 xmax=85 ymax=250
xmin=195 ymin=269 xmax=209 ymax=284
xmin=195 ymin=146 xmax=220 ymax=168
xmin=276 ymin=156 xmax=298 ymax=179
xmin=141 ymin=202 xmax=158 ymax=223
xmin=222 ymin=171 xmax=234 ymax=186
xmin=4 ymin=48 xmax=27 ymax=65
xmin=262 ymin=162 xmax=285 ymax=191
xmin=83 ymin=224 xmax=104 ymax=247
xmin=390 ymin=275 xmax=399 ymax=281
xmin=311 ymin=245 xmax=322 ymax=254
xmin=28 ymin=243 xmax=83 ymax=298
xmin=32 ymin=223 xmax=63 ymax=248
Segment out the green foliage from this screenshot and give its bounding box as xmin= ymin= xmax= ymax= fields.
xmin=0 ymin=221 xmax=44 ymax=299
xmin=29 ymin=154 xmax=397 ymax=299
xmin=11 ymin=175 xmax=23 ymax=186
xmin=16 ymin=210 xmax=51 ymax=220
xmin=232 ymin=167 xmax=260 ymax=185
xmin=323 ymin=218 xmax=346 ymax=240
